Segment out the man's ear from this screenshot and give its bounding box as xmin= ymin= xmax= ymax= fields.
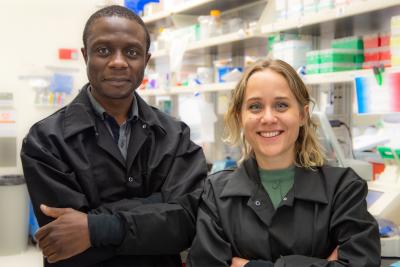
xmin=145 ymin=53 xmax=151 ymax=66
xmin=81 ymin=47 xmax=88 ymax=64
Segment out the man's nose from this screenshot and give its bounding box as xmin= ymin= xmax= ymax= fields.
xmin=109 ymin=51 xmax=128 ymax=68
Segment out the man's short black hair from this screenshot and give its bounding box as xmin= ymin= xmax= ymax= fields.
xmin=83 ymin=5 xmax=151 ymax=53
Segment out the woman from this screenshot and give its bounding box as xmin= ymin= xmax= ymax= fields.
xmin=187 ymin=59 xmax=380 ymax=267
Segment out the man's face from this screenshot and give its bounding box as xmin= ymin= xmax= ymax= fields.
xmin=81 ymin=16 xmax=150 ymax=100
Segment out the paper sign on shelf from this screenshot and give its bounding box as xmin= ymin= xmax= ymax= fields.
xmin=0 ymin=110 xmax=17 ymax=137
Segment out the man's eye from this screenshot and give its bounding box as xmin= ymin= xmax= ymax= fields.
xmin=97 ymin=47 xmax=110 ymax=56
xmin=248 ymin=103 xmax=262 ymax=112
xmin=126 ymin=49 xmax=138 ymax=57
xmin=276 ymin=102 xmax=288 ymax=111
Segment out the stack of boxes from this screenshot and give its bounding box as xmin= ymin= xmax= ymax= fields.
xmin=306 ymin=36 xmax=364 ymax=74
xmin=317 ymin=0 xmax=334 ymax=11
xmin=272 ymin=38 xmax=313 ymax=71
xmin=362 ymin=34 xmax=391 ymax=69
xmin=274 ymin=0 xmax=363 ymax=21
xmin=391 ymin=16 xmax=400 ymax=66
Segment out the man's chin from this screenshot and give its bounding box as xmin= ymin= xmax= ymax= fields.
xmin=103 ymin=88 xmax=135 ymax=100
xmin=106 ymin=93 xmax=134 ymax=100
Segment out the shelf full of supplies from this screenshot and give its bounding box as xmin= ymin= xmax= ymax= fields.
xmin=260 ymin=0 xmax=400 ymax=34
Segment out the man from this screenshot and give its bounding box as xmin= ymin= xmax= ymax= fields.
xmin=21 ymin=5 xmax=207 ymax=267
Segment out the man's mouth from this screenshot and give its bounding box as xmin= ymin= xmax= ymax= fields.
xmin=104 ymin=79 xmax=130 ymax=86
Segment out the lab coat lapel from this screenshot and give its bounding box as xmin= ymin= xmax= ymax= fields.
xmin=126 ymin=120 xmax=148 ymax=171
xmin=247 ymin=186 xmax=275 ymax=227
xmin=238 ymin=158 xmax=276 ymax=227
xmin=220 ymin=158 xmax=276 ymax=227
xmin=96 ymin=121 xmax=125 ymax=167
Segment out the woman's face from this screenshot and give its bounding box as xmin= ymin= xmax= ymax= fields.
xmin=241 ymin=69 xmax=307 ymax=170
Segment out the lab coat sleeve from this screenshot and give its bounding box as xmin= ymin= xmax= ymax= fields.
xmin=328 ymin=170 xmax=381 ymax=266
xmin=21 ymin=129 xmax=116 ymax=266
xmin=113 ymin=122 xmax=208 ymax=255
xmin=186 ymin=179 xmax=232 ymax=267
xmin=89 ymin=192 xmax=162 ymax=214
xmin=273 ymin=169 xmax=380 ymax=267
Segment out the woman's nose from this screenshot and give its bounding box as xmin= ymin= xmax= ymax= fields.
xmin=260 ymin=108 xmax=277 ymax=124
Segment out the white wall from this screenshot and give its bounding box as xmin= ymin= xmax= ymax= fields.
xmin=0 ymin=0 xmax=106 ymax=174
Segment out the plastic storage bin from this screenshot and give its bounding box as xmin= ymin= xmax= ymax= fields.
xmin=0 ymin=175 xmax=29 ymax=255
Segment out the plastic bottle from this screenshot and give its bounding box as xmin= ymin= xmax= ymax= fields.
xmin=209 ymin=9 xmax=222 ymax=37
xmin=198 ymin=15 xmax=212 ymax=40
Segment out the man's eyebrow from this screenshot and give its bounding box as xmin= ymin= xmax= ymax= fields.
xmin=90 ymin=38 xmax=145 ymax=48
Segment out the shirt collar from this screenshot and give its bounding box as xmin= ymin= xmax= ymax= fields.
xmin=63 ymin=84 xmax=166 ymax=139
xmin=86 ymin=85 xmax=138 ymax=122
xmin=220 ymin=157 xmax=328 ymax=204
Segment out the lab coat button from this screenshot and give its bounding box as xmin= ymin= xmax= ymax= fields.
xmin=128 ymin=177 xmax=134 ymax=182
xmin=255 ymin=200 xmax=261 ymax=206
xmin=283 ymin=197 xmax=287 ymax=201
xmin=142 ymin=124 xmax=147 ymax=129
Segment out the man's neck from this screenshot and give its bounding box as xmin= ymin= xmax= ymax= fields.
xmin=94 ymin=94 xmax=133 ymax=125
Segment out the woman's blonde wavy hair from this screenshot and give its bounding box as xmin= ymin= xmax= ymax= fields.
xmin=224 ymin=59 xmax=325 ymax=169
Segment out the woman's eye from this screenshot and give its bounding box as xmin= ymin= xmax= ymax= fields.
xmin=126 ymin=49 xmax=138 ymax=57
xmin=276 ymin=102 xmax=288 ymax=111
xmin=97 ymin=47 xmax=110 ymax=56
xmin=248 ymin=103 xmax=262 ymax=112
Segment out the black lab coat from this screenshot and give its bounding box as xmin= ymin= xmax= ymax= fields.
xmin=187 ymin=158 xmax=380 ymax=267
xmin=21 ymin=84 xmax=207 ymax=267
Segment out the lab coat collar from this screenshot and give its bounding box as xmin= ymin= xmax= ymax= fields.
xmin=220 ymin=157 xmax=260 ymax=198
xmin=220 ymin=157 xmax=328 ymax=204
xmin=293 ymin=166 xmax=328 ymax=204
xmin=63 ymin=84 xmax=166 ymax=139
xmin=134 ymin=90 xmax=166 ymax=136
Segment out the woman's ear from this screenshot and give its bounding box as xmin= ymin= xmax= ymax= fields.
xmin=301 ymin=105 xmax=309 ymax=126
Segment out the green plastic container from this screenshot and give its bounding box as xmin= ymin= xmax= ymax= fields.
xmin=377 ymin=146 xmax=395 ymax=159
xmin=319 ymin=62 xmax=358 ymax=73
xmin=306 ymin=50 xmax=320 ymax=64
xmin=306 ymin=64 xmax=320 ymax=74
xmin=331 ymin=36 xmax=364 ymax=50
xmin=319 ymin=49 xmax=362 ymax=63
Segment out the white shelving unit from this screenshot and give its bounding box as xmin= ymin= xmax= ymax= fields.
xmin=260 ymin=0 xmax=400 ymax=34
xmin=140 ymin=0 xmax=400 ymax=161
xmin=138 ymin=65 xmax=400 ymax=96
xmin=144 ymin=0 xmax=400 ymax=91
xmin=137 ymin=82 xmax=236 ymax=96
xmin=151 ymin=30 xmax=266 ymax=59
xmin=140 ymin=0 xmax=400 ymax=96
xmin=143 ymin=0 xmax=263 ymax=25
xmin=143 ymin=0 xmax=214 ymax=23
xmin=304 ymin=66 xmax=400 ymax=85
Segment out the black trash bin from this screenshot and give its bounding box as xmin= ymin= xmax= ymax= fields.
xmin=0 ymin=175 xmax=29 ymax=255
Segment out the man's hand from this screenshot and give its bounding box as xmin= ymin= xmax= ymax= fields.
xmin=327 ymin=246 xmax=339 ymax=261
xmin=230 ymin=247 xmax=338 ymax=267
xmin=35 ymin=204 xmax=91 ymax=263
xmin=231 ymin=257 xmax=249 ymax=267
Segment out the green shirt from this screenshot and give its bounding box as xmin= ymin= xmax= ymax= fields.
xmin=259 ymin=166 xmax=295 ymax=209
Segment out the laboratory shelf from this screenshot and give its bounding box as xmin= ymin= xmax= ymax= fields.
xmin=150 ymin=31 xmax=267 ymax=60
xmin=188 ymin=30 xmax=265 ymax=51
xmin=261 ymin=0 xmax=400 ymax=34
xmin=138 ymin=66 xmax=400 ymax=96
xmin=142 ymin=10 xmax=170 ymax=24
xmin=137 ymin=82 xmax=236 ymax=96
xmin=304 ymin=66 xmax=400 ymax=85
xmin=143 ymin=0 xmax=264 ymax=25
